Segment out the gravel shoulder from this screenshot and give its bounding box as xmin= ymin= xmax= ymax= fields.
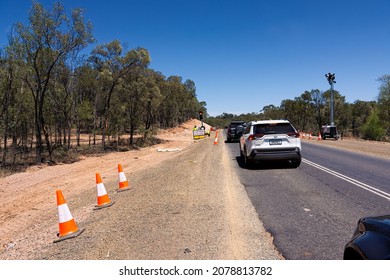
xmin=0 ymin=120 xmax=281 ymax=260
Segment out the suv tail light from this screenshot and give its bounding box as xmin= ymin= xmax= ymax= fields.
xmin=248 ymin=134 xmax=264 ymax=140
xmin=287 ymin=132 xmax=300 ymax=138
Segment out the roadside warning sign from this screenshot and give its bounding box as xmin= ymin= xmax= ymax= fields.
xmin=193 ymin=128 xmax=205 ymax=140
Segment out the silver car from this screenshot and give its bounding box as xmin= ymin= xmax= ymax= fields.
xmin=239 ymin=120 xmax=302 ymax=168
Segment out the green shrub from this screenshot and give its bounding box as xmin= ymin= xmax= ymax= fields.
xmin=361 ymin=110 xmax=386 ymax=140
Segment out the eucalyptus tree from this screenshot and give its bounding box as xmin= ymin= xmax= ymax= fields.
xmin=48 ymin=60 xmax=77 ymax=149
xmin=261 ymin=104 xmax=283 ymax=120
xmin=11 ymin=2 xmax=94 ymax=163
xmin=183 ymin=79 xmax=200 ymax=120
xmin=152 ymin=72 xmax=182 ymax=129
xmin=158 ymin=76 xmax=200 ymax=127
xmin=280 ymin=99 xmax=300 ymax=128
xmin=160 ymin=76 xmax=183 ymax=127
xmin=297 ymin=91 xmax=315 ymax=132
xmin=280 ymin=96 xmax=312 ymax=132
xmin=310 ymin=89 xmax=326 ymax=132
xmin=88 ymin=40 xmax=150 ymax=149
xmin=350 ymin=100 xmax=376 ymax=137
xmin=73 ymin=63 xmax=97 ymax=146
xmin=0 ymin=48 xmax=16 ymax=166
xmin=142 ymin=70 xmax=164 ymax=131
xmin=361 ymin=109 xmax=386 ymax=140
xmin=199 ymin=101 xmax=208 ymax=118
xmin=377 ymin=74 xmax=390 ymax=135
xmin=336 ymin=101 xmax=353 ymax=137
xmin=120 ymin=68 xmax=165 ymax=144
xmin=119 ymin=70 xmax=146 ymax=145
xmin=0 ymin=44 xmax=32 ymax=166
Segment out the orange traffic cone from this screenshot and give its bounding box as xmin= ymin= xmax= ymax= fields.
xmin=54 ymin=190 xmax=85 ymax=243
xmin=117 ymin=164 xmax=131 ymax=192
xmin=94 ymin=173 xmax=115 ymax=210
xmin=214 ymin=131 xmax=219 ymax=145
xmin=318 ymin=132 xmax=322 ymax=141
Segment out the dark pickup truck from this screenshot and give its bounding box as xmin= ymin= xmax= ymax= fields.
xmin=226 ymin=121 xmax=246 ymax=142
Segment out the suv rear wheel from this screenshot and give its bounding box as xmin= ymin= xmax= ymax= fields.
xmin=242 ymin=147 xmax=253 ymax=168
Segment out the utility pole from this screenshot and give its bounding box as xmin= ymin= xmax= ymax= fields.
xmin=325 ymin=73 xmax=336 ymax=126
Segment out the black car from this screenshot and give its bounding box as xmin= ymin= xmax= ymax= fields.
xmin=343 ymin=215 xmax=390 ymax=260
xmin=226 ymin=121 xmax=246 ymax=142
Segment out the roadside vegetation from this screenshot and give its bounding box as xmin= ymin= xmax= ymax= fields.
xmin=0 ymin=2 xmax=207 ymax=171
xmin=207 ymin=83 xmax=390 ymax=142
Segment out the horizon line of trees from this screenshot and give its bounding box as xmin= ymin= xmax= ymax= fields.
xmin=0 ymin=2 xmax=207 ymax=167
xmin=207 ymin=81 xmax=390 ymax=141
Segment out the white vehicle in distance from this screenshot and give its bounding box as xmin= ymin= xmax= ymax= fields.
xmin=239 ymin=119 xmax=302 ymax=168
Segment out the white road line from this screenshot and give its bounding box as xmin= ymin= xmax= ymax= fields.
xmin=302 ymin=158 xmax=390 ymax=201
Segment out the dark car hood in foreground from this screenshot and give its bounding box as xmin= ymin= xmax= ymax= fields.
xmin=344 ymin=215 xmax=390 ymax=260
xmin=360 ymin=215 xmax=390 ymax=234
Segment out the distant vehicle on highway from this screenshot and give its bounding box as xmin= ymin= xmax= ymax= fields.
xmin=226 ymin=121 xmax=246 ymax=142
xmin=321 ymin=125 xmax=339 ymax=140
xmin=343 ymin=215 xmax=390 ymax=260
xmin=239 ymin=119 xmax=302 ymax=168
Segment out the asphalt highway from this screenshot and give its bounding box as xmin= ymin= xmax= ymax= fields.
xmin=225 ymin=139 xmax=390 ymax=260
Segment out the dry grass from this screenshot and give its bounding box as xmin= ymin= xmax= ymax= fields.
xmin=0 ymin=131 xmax=166 ymax=177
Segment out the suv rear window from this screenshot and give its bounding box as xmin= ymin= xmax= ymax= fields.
xmin=229 ymin=121 xmax=245 ymax=128
xmin=254 ymin=123 xmax=295 ymax=135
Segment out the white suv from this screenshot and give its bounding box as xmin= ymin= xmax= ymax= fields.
xmin=239 ymin=120 xmax=302 ymax=168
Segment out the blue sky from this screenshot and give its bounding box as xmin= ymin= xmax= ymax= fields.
xmin=1 ymin=0 xmax=389 ymax=116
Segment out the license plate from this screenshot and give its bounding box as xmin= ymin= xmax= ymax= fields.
xmin=269 ymin=139 xmax=282 ymax=145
